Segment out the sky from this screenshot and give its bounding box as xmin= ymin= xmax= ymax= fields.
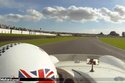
xmin=0 ymin=0 xmax=125 ymax=35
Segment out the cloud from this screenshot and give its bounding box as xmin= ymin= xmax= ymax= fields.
xmin=5 ymin=14 xmax=23 ymax=22
xmin=99 ymin=6 xmax=125 ymax=23
xmin=99 ymin=8 xmax=122 ymax=22
xmin=42 ymin=6 xmax=100 ymax=22
xmin=0 ymin=0 xmax=22 ymax=8
xmin=42 ymin=6 xmax=67 ymax=21
xmin=114 ymin=5 xmax=125 ymax=16
xmin=1 ymin=5 xmax=125 ymax=23
xmin=26 ymin=9 xmax=44 ymax=21
xmin=42 ymin=5 xmax=125 ymax=23
xmin=67 ymin=6 xmax=100 ymax=22
xmin=0 ymin=9 xmax=44 ymax=22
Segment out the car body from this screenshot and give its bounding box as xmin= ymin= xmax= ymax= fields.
xmin=0 ymin=43 xmax=125 ymax=83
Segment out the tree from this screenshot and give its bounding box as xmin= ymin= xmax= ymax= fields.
xmin=109 ymin=31 xmax=119 ymax=36
xmin=99 ymin=32 xmax=104 ymax=35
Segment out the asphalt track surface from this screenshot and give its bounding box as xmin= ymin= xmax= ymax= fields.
xmin=39 ymin=37 xmax=125 ymax=61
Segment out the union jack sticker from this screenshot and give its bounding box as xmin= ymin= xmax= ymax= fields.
xmin=18 ymin=68 xmax=56 ymax=83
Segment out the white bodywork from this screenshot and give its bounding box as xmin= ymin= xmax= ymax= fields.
xmin=0 ymin=43 xmax=57 ymax=83
xmin=54 ymin=55 xmax=125 ymax=83
xmin=0 ymin=43 xmax=125 ymax=83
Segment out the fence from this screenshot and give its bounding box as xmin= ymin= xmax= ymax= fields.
xmin=0 ymin=28 xmax=57 ymax=36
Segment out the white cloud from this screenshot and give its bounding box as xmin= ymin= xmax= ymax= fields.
xmin=99 ymin=5 xmax=125 ymax=23
xmin=114 ymin=5 xmax=125 ymax=16
xmin=99 ymin=7 xmax=125 ymax=23
xmin=99 ymin=8 xmax=122 ymax=22
xmin=67 ymin=6 xmax=100 ymax=22
xmin=27 ymin=9 xmax=43 ymax=18
xmin=26 ymin=9 xmax=44 ymax=21
xmin=42 ymin=6 xmax=100 ymax=22
xmin=1 ymin=5 xmax=125 ymax=23
xmin=5 ymin=14 xmax=23 ymax=22
xmin=42 ymin=6 xmax=67 ymax=21
xmin=42 ymin=5 xmax=125 ymax=23
xmin=0 ymin=9 xmax=44 ymax=22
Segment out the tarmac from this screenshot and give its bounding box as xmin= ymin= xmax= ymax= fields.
xmin=39 ymin=37 xmax=125 ymax=61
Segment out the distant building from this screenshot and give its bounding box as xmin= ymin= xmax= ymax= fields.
xmin=122 ymin=32 xmax=125 ymax=37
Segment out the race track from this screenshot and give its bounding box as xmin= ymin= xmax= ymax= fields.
xmin=39 ymin=37 xmax=125 ymax=61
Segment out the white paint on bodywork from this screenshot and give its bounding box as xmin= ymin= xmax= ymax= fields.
xmin=49 ymin=55 xmax=59 ymax=64
xmin=0 ymin=43 xmax=57 ymax=79
xmin=99 ymin=55 xmax=125 ymax=70
xmin=56 ymin=57 xmax=125 ymax=83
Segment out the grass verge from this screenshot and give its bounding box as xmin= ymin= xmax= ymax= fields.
xmin=0 ymin=37 xmax=80 ymax=47
xmin=100 ymin=37 xmax=125 ymax=50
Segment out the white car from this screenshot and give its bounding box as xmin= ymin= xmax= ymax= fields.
xmin=0 ymin=43 xmax=125 ymax=83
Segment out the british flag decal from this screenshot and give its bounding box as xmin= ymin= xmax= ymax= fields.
xmin=19 ymin=68 xmax=56 ymax=83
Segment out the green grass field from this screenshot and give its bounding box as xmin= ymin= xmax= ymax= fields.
xmin=100 ymin=37 xmax=125 ymax=50
xmin=0 ymin=36 xmax=80 ymax=47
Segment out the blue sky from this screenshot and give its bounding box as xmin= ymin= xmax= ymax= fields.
xmin=0 ymin=0 xmax=125 ymax=35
